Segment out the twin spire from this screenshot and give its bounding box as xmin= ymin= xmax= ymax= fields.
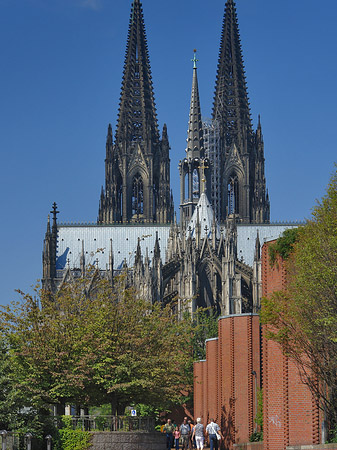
xmin=213 ymin=0 xmax=252 ymax=147
xmin=101 ymin=0 xmax=269 ymax=225
xmin=116 ymin=0 xmax=159 ymax=145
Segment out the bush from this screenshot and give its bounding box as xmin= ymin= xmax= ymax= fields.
xmin=55 ymin=416 xmax=91 ymax=450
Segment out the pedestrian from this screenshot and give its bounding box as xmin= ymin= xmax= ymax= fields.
xmin=180 ymin=417 xmax=190 ymax=450
xmin=205 ymin=418 xmax=223 ymax=450
xmin=188 ymin=420 xmax=194 ymax=449
xmin=172 ymin=421 xmax=177 ymax=448
xmin=174 ymin=426 xmax=181 ymax=450
xmin=192 ymin=418 xmax=205 ymax=450
xmin=163 ymin=419 xmax=175 ymax=450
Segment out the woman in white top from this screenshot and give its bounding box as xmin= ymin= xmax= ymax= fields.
xmin=192 ymin=417 xmax=205 ymax=450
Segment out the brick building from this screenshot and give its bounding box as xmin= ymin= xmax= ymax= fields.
xmin=193 ymin=240 xmax=324 ymax=449
xmin=262 ymin=240 xmax=321 ymax=449
xmin=194 ymin=314 xmax=261 ymax=448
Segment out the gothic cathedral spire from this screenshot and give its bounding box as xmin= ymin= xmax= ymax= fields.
xmin=98 ymin=0 xmax=174 ymax=224
xmin=212 ymin=0 xmax=270 ymax=223
xmin=179 ymin=51 xmax=209 ymax=228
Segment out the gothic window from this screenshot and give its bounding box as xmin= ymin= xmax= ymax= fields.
xmin=132 ymin=174 xmax=144 ymax=217
xmin=192 ymin=169 xmax=199 ymax=198
xmin=184 ymin=172 xmax=188 ymax=200
xmin=228 ymin=174 xmax=239 ymax=214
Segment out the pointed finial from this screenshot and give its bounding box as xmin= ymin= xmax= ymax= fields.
xmin=192 ymin=49 xmax=198 ymax=69
xmin=255 ymin=230 xmax=261 ymax=260
xmin=154 ymin=231 xmax=160 ymax=258
xmin=50 ymin=202 xmax=59 ymax=220
xmin=46 ymin=214 xmax=51 ymax=234
xmin=50 ymin=202 xmax=59 ymax=232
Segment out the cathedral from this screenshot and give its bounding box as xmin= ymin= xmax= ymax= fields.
xmin=42 ymin=0 xmax=295 ymax=315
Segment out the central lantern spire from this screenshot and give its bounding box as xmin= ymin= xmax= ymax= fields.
xmin=98 ymin=0 xmax=174 ymax=224
xmin=179 ymin=50 xmax=209 ymax=229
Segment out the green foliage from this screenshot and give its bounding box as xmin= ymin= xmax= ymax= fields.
xmin=256 ymin=388 xmax=263 ymax=431
xmin=190 ymin=307 xmax=219 ymax=361
xmin=0 ymin=336 xmax=56 ymax=448
xmin=268 ymin=227 xmax=299 ymax=267
xmin=249 ymin=389 xmax=263 ymax=442
xmin=55 ymin=416 xmax=91 ymax=450
xmin=0 ymin=274 xmax=194 ymax=415
xmin=249 ymin=431 xmax=263 ymax=442
xmin=261 ymin=166 xmax=337 ymax=433
xmin=125 ymin=403 xmax=160 ymax=417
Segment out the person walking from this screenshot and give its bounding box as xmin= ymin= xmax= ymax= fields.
xmin=173 ymin=426 xmax=181 ymax=450
xmin=188 ymin=420 xmax=194 ymax=449
xmin=163 ymin=419 xmax=175 ymax=450
xmin=205 ymin=418 xmax=223 ymax=450
xmin=192 ymin=418 xmax=205 ymax=450
xmin=180 ymin=417 xmax=190 ymax=450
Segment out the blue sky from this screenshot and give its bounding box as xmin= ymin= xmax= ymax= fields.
xmin=1 ymin=0 xmax=337 ymax=305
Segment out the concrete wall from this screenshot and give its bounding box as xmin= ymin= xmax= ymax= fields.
xmin=287 ymin=446 xmax=337 ymax=450
xmin=90 ymin=432 xmax=166 ymax=450
xmin=233 ymin=443 xmax=263 ymax=450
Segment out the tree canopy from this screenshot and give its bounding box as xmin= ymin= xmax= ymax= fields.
xmin=261 ymin=167 xmax=337 ymax=435
xmin=0 ymin=273 xmax=194 ymax=415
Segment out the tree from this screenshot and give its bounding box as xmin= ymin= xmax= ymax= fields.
xmin=261 ymin=167 xmax=337 ymax=437
xmin=0 ymin=336 xmax=55 ymax=447
xmin=190 ymin=307 xmax=219 ymax=361
xmin=0 ymin=272 xmax=193 ymax=415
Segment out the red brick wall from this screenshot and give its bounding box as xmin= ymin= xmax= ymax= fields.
xmin=194 ymin=314 xmax=260 ymax=448
xmin=206 ymin=338 xmax=219 ymax=422
xmin=193 ymin=360 xmax=205 ymax=421
xmin=262 ymin=240 xmax=320 ymax=450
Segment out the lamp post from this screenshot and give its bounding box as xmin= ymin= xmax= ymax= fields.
xmin=0 ymin=430 xmax=7 ymax=450
xmin=46 ymin=434 xmax=52 ymax=450
xmin=25 ymin=432 xmax=33 ymax=450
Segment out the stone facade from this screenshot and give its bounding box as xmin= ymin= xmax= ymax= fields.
xmin=41 ymin=0 xmax=298 ymax=321
xmin=90 ymin=432 xmax=166 ymax=450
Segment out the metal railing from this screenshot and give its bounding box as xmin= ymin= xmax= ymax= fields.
xmin=57 ymin=415 xmax=156 ymax=432
xmin=0 ymin=431 xmax=20 ymax=450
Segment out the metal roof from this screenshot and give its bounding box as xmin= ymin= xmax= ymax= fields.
xmin=236 ymin=223 xmax=299 ymax=267
xmin=56 ymin=225 xmax=171 ymax=271
xmin=56 ymin=222 xmax=299 ymax=271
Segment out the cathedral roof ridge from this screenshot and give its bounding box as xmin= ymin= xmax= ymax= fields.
xmin=58 ymin=222 xmax=171 ymax=228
